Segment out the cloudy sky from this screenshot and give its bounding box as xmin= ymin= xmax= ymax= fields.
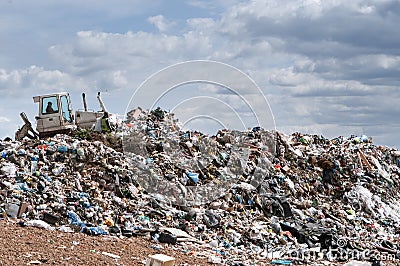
xmin=1 ymin=0 xmax=399 ymax=148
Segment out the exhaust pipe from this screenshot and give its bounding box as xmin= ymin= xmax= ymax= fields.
xmin=82 ymin=93 xmax=88 ymax=111
xmin=97 ymin=91 xmax=107 ymax=113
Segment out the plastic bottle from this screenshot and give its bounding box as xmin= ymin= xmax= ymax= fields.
xmin=30 ymin=156 xmax=38 ymax=174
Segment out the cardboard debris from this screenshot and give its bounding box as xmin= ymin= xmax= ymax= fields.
xmin=146 ymin=254 xmax=175 ymax=266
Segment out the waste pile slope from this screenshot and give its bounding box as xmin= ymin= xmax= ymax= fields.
xmin=1 ymin=107 xmax=400 ymax=265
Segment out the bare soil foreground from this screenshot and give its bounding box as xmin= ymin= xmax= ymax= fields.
xmin=0 ymin=219 xmax=210 ymax=266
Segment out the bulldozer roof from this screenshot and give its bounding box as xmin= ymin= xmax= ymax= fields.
xmin=33 ymin=92 xmax=69 ymax=103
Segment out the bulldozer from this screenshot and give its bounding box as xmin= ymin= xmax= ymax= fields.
xmin=15 ymin=91 xmax=112 ymax=141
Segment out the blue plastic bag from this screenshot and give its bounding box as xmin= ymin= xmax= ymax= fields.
xmin=186 ymin=172 xmax=199 ymax=184
xmin=57 ymin=146 xmax=68 ymax=153
xmin=67 ymin=210 xmax=86 ymax=227
xmin=270 ymin=260 xmax=292 ymax=265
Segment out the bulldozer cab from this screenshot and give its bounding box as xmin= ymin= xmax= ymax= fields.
xmin=33 ymin=92 xmax=76 ymax=137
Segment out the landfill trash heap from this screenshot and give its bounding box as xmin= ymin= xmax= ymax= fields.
xmin=1 ymin=107 xmax=400 ymax=265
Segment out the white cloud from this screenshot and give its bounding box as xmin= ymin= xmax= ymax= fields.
xmin=0 ymin=116 xmax=10 ymax=123
xmin=186 ymin=0 xmax=242 ymax=10
xmin=187 ymin=17 xmax=216 ymax=31
xmin=148 ymin=15 xmax=175 ymax=32
xmin=0 ymin=66 xmax=88 ymax=97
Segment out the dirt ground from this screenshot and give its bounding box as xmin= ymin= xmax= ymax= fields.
xmin=2 ymin=219 xmax=396 ymax=266
xmin=0 ymin=219 xmax=211 ymax=266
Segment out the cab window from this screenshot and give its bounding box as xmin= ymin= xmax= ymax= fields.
xmin=42 ymin=96 xmax=59 ymax=115
xmin=60 ymin=95 xmax=72 ymax=122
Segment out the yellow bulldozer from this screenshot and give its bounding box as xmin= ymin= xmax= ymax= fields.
xmin=15 ymin=92 xmax=114 ymax=141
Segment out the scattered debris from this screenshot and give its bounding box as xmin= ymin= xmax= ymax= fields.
xmin=1 ymin=108 xmax=400 ymax=265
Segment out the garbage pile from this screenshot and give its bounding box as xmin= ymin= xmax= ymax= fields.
xmin=1 ymin=107 xmax=400 ymax=265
